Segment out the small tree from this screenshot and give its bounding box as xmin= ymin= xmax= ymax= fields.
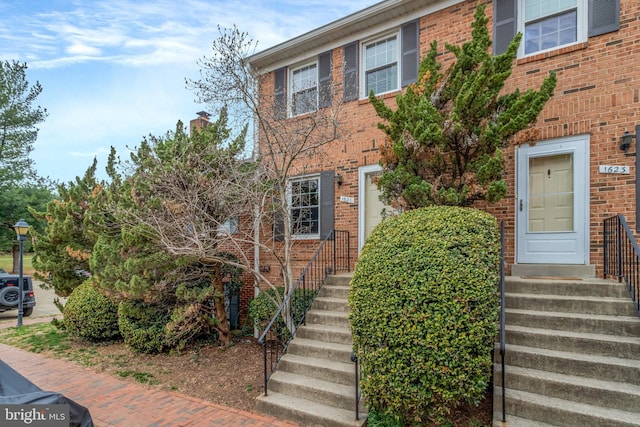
xmin=370 ymin=4 xmax=557 ymax=209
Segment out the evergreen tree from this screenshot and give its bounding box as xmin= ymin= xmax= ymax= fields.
xmin=0 ymin=61 xmax=47 ymax=186
xmin=31 ymin=161 xmax=100 ymax=296
xmin=370 ymin=4 xmax=557 ymax=209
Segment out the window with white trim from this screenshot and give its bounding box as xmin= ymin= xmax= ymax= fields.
xmin=289 ymin=176 xmax=320 ymax=237
xmin=520 ymin=0 xmax=586 ymax=56
xmin=290 ymin=63 xmax=318 ymax=116
xmin=362 ymin=33 xmax=399 ymax=96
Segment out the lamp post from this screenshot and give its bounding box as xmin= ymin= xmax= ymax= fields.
xmin=14 ymin=219 xmax=30 ymax=327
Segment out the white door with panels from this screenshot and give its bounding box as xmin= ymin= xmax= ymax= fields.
xmin=516 ymin=135 xmax=589 ymax=264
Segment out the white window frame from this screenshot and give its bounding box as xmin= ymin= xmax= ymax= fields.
xmin=518 ymin=0 xmax=588 ymax=57
xmin=217 ymin=216 xmax=239 ymax=236
xmin=289 ymin=61 xmax=318 ymax=117
xmin=360 ymin=30 xmax=400 ymax=98
xmin=288 ymin=174 xmax=321 ymax=240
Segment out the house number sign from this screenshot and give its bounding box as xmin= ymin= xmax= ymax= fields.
xmin=599 ymin=165 xmax=630 ymax=174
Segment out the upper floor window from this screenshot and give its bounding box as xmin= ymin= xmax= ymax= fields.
xmin=364 ymin=34 xmax=399 ymax=96
xmin=494 ymin=0 xmax=619 ymax=57
xmin=523 ymin=0 xmax=581 ymax=55
xmin=290 ymin=63 xmax=318 ymax=116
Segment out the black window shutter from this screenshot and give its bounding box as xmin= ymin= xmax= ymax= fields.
xmin=401 ymin=20 xmax=419 ymax=87
xmin=318 ymin=50 xmax=332 ymax=108
xmin=493 ymin=0 xmax=517 ymax=55
xmin=319 ymin=171 xmax=335 ymax=239
xmin=343 ymin=42 xmax=359 ymax=102
xmin=274 ymin=67 xmax=286 ymax=120
xmin=589 ymin=0 xmax=619 ymax=37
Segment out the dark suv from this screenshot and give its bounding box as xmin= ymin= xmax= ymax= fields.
xmin=0 ymin=275 xmax=36 ymax=316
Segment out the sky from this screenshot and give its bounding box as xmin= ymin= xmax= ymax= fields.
xmin=0 ymin=0 xmax=378 ymax=184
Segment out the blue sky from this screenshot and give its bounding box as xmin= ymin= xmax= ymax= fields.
xmin=0 ymin=0 xmax=377 ymax=184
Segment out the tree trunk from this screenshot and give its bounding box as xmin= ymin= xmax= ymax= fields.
xmin=11 ymin=244 xmax=19 ymax=274
xmin=212 ymin=264 xmax=231 ymax=346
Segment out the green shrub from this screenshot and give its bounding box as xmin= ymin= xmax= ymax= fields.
xmin=249 ymin=286 xmax=317 ymax=339
xmin=349 ymin=206 xmax=500 ymax=424
xmin=63 ymin=280 xmax=120 ymax=342
xmin=117 ymin=300 xmax=170 ymax=354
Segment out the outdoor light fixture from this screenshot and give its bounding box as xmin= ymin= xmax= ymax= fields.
xmin=620 ymin=130 xmax=636 ymax=156
xmin=13 ymin=219 xmax=29 ymax=327
xmin=334 ymin=173 xmax=343 ymax=186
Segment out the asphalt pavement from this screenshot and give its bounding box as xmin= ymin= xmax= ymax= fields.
xmin=0 ymin=279 xmax=64 ymax=325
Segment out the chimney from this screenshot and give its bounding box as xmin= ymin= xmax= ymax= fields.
xmin=190 ymin=111 xmax=211 ymax=134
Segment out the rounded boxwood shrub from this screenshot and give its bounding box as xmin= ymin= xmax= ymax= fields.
xmin=117 ymin=300 xmax=170 ymax=354
xmin=348 ymin=206 xmax=500 ymax=423
xmin=63 ymin=280 xmax=121 ymax=342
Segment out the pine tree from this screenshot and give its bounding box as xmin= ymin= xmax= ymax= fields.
xmin=370 ymin=4 xmax=557 ymax=209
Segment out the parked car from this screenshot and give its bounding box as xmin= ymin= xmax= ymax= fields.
xmin=0 ymin=274 xmax=36 ymax=316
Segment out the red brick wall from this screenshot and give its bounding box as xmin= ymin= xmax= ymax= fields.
xmin=254 ymin=0 xmax=640 ymax=283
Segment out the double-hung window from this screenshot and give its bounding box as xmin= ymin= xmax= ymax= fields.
xmin=290 ymin=176 xmax=320 ymax=237
xmin=494 ymin=0 xmax=619 ymax=57
xmin=290 ymin=63 xmax=318 ymax=116
xmin=364 ymin=34 xmax=399 ymax=96
xmin=523 ymin=0 xmax=582 ymax=55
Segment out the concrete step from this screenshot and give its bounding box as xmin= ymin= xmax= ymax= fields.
xmin=257 ymin=391 xmax=366 ymax=427
xmin=324 ymin=273 xmax=352 ymax=287
xmin=505 ymin=324 xmax=640 ymax=360
xmin=493 ymin=413 xmax=555 ymax=427
xmin=505 ymin=293 xmax=638 ymax=316
xmin=287 ymin=338 xmax=353 ymax=363
xmin=494 ymin=388 xmax=639 ymax=427
xmin=495 ymin=365 xmax=640 ymax=413
xmin=267 ymin=370 xmax=359 ymax=412
xmin=306 ymin=309 xmax=350 ymax=329
xmin=318 ymin=284 xmax=350 ymax=299
xmin=312 ymin=296 xmax=350 ymax=312
xmin=296 ymin=323 xmax=353 ymax=345
xmin=510 ymin=264 xmax=595 ymax=278
xmin=277 ymin=353 xmax=356 ymax=386
xmin=505 ymin=276 xmax=628 ymax=298
xmin=504 ymin=344 xmax=640 ymax=385
xmin=505 ymin=308 xmax=640 ymax=336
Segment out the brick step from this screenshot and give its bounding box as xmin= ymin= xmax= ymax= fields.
xmin=257 ymin=391 xmax=365 ymax=427
xmin=505 ymin=324 xmax=640 ymax=359
xmin=493 ymin=388 xmax=639 ymax=426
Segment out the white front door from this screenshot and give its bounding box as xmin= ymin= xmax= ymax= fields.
xmin=516 ymin=135 xmax=589 ymax=264
xmin=358 ymin=164 xmax=387 ymax=253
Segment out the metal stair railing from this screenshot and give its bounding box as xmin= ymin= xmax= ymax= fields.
xmin=603 ymin=214 xmax=640 ymax=317
xmin=258 ymin=230 xmax=350 ymax=396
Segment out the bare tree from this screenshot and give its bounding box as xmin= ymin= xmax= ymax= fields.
xmin=188 ymin=26 xmax=344 ymax=331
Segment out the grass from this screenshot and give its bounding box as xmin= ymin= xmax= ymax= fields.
xmin=0 ymin=254 xmax=36 ymax=275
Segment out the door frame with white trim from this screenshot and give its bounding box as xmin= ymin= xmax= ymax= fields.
xmin=516 ymin=135 xmax=590 ymax=264
xmin=358 ymin=164 xmax=385 ymax=253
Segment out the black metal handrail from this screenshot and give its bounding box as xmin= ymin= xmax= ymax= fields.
xmin=603 ymin=215 xmax=640 ymax=317
xmin=258 ymin=230 xmax=351 ymax=396
xmin=499 ymin=220 xmax=506 ymax=424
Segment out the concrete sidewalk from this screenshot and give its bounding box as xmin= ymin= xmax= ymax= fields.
xmin=0 ymin=342 xmax=298 ymax=427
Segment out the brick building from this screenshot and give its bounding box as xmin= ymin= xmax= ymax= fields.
xmin=247 ymin=0 xmax=630 ymax=279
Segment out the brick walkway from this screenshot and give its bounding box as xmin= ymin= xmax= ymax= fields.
xmin=0 ymin=330 xmax=297 ymax=427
